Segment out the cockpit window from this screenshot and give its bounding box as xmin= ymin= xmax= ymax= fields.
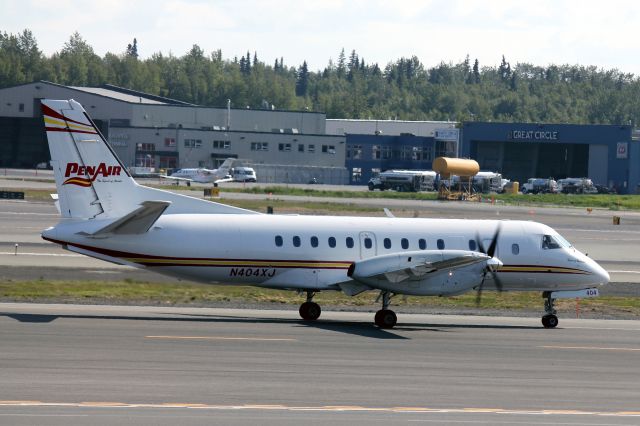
xmin=542 ymin=235 xmax=562 ymax=249
xmin=554 ymin=233 xmax=573 ymax=248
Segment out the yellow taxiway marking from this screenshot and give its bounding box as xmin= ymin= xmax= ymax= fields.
xmin=542 ymin=345 xmax=640 ymax=352
xmin=0 ymin=401 xmax=638 ymax=417
xmin=145 ymin=335 xmax=296 ymax=342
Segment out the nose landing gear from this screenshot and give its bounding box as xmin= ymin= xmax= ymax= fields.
xmin=299 ymin=291 xmax=321 ymax=321
xmin=542 ymin=291 xmax=558 ymax=328
xmin=374 ymin=291 xmax=397 ymax=329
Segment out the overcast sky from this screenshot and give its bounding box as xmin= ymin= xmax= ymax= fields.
xmin=2 ymin=0 xmax=639 ymax=74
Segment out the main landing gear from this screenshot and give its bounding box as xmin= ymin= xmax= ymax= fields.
xmin=299 ymin=291 xmax=321 ymax=321
xmin=541 ymin=291 xmax=559 ymax=328
xmin=375 ymin=291 xmax=397 ymax=329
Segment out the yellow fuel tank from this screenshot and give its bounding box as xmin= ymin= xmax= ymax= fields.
xmin=433 ymin=157 xmax=480 ymax=178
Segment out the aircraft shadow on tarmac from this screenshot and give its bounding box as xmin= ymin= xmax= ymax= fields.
xmin=1 ymin=312 xmax=542 ymax=339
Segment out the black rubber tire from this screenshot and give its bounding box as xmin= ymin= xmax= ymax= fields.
xmin=299 ymin=301 xmax=321 ymax=321
xmin=374 ymin=309 xmax=397 ymax=329
xmin=368 ymin=183 xmax=375 ymax=191
xmin=542 ymin=314 xmax=558 ymax=328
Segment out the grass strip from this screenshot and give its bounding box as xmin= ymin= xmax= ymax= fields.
xmin=1 ymin=279 xmax=638 ymax=317
xmin=7 ymin=185 xmax=640 ymax=211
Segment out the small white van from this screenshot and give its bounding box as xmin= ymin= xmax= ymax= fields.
xmin=232 ymin=167 xmax=257 ymax=182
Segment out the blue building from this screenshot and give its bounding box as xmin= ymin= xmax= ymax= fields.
xmin=460 ymin=121 xmax=638 ymax=193
xmin=345 ymin=134 xmax=456 ymax=184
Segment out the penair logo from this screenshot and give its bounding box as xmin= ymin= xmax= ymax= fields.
xmin=62 ymin=163 xmax=122 ymax=187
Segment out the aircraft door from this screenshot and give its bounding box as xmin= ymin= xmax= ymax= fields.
xmin=359 ymin=231 xmax=377 ymax=259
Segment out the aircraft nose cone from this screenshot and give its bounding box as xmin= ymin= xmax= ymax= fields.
xmin=591 ymin=260 xmax=610 ymax=285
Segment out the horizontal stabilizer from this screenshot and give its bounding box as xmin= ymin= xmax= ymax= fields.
xmin=50 ymin=194 xmax=61 ymax=214
xmin=88 ymin=200 xmax=170 ymax=237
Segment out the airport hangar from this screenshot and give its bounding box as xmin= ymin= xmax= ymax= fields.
xmin=328 ymin=119 xmax=639 ymax=193
xmin=460 ymin=121 xmax=640 ymax=193
xmin=0 ymin=81 xmax=347 ymax=184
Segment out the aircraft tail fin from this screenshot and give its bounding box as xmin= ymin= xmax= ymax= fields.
xmin=217 ymin=158 xmax=236 ymax=173
xmin=42 ymin=99 xmax=259 ymax=219
xmin=43 ymin=99 xmax=136 ymax=219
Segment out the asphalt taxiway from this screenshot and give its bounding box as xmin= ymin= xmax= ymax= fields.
xmin=1 ymin=304 xmax=639 ymax=425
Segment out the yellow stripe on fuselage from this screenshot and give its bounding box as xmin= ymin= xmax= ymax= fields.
xmin=498 ymin=266 xmax=590 ymax=274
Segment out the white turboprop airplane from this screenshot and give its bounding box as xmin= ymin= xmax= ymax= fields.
xmin=162 ymin=158 xmax=236 ymax=184
xmin=41 ymin=99 xmax=609 ymax=329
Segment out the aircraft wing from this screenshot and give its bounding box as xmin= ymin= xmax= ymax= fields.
xmin=348 ymin=250 xmax=490 ymax=285
xmin=213 ymin=176 xmax=234 ymax=184
xmin=160 ymin=175 xmax=193 ymax=183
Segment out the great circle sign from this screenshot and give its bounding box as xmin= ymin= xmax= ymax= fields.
xmin=508 ymin=130 xmax=559 ymax=141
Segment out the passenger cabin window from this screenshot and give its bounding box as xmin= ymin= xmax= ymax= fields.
xmin=346 ymin=237 xmax=354 ymax=248
xmin=542 ymin=235 xmax=561 ymax=250
xmin=437 ymin=239 xmax=445 ymax=250
xmin=419 ymin=239 xmax=426 ymax=250
xmin=328 ymin=237 xmax=336 ymax=248
xmin=275 ymin=235 xmax=283 ymax=247
xmin=364 ymin=238 xmax=372 ymax=249
xmin=512 ymin=243 xmax=520 ymax=255
xmin=384 ymin=238 xmax=392 ymax=249
xmin=311 ymin=236 xmax=319 ymax=248
xmin=293 ymin=236 xmax=301 ymax=247
xmin=468 ymin=240 xmax=477 ymax=251
xmin=401 ymin=238 xmax=409 ymax=249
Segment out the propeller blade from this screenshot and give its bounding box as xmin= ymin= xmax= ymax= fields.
xmin=491 ymin=269 xmax=504 ymax=292
xmin=486 ymin=223 xmax=502 ymax=258
xmin=475 ymin=276 xmax=485 ymax=306
xmin=475 ymin=223 xmax=503 ymax=305
xmin=475 ymin=231 xmax=486 ymax=254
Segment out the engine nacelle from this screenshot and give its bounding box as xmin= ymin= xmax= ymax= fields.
xmin=349 ymin=250 xmax=491 ymax=296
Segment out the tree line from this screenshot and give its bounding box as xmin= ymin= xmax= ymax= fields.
xmin=1 ymin=29 xmax=639 ymax=125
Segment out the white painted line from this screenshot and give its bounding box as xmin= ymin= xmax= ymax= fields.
xmin=145 ymin=335 xmax=297 ymax=342
xmin=0 ymin=401 xmax=638 ymax=417
xmin=0 ymin=252 xmax=83 ymax=257
xmin=0 ymin=212 xmax=58 ymax=217
xmin=542 ymin=345 xmax=640 ymax=352
xmin=557 ymin=228 xmax=640 ymax=234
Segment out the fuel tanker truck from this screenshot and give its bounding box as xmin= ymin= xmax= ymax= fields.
xmin=432 ymin=157 xmax=480 ymax=200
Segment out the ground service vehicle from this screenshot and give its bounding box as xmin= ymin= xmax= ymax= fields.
xmin=472 ymin=171 xmax=504 ymax=193
xmin=368 ymin=170 xmax=436 ymax=192
xmin=231 ymin=167 xmax=257 ymax=182
xmin=558 ymin=178 xmax=598 ymax=194
xmin=521 ymin=178 xmax=558 ymax=194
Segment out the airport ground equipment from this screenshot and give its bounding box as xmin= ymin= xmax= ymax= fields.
xmin=557 ymin=178 xmax=598 ymax=194
xmin=521 ymin=178 xmax=558 ymax=194
xmin=368 ymin=170 xmax=436 ymax=192
xmin=472 ymin=171 xmax=504 ymax=193
xmin=433 ymin=157 xmax=480 ymax=200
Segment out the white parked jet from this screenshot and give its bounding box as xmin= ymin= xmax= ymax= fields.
xmin=163 ymin=158 xmax=236 ymax=184
xmin=41 ymin=99 xmax=609 ymax=329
